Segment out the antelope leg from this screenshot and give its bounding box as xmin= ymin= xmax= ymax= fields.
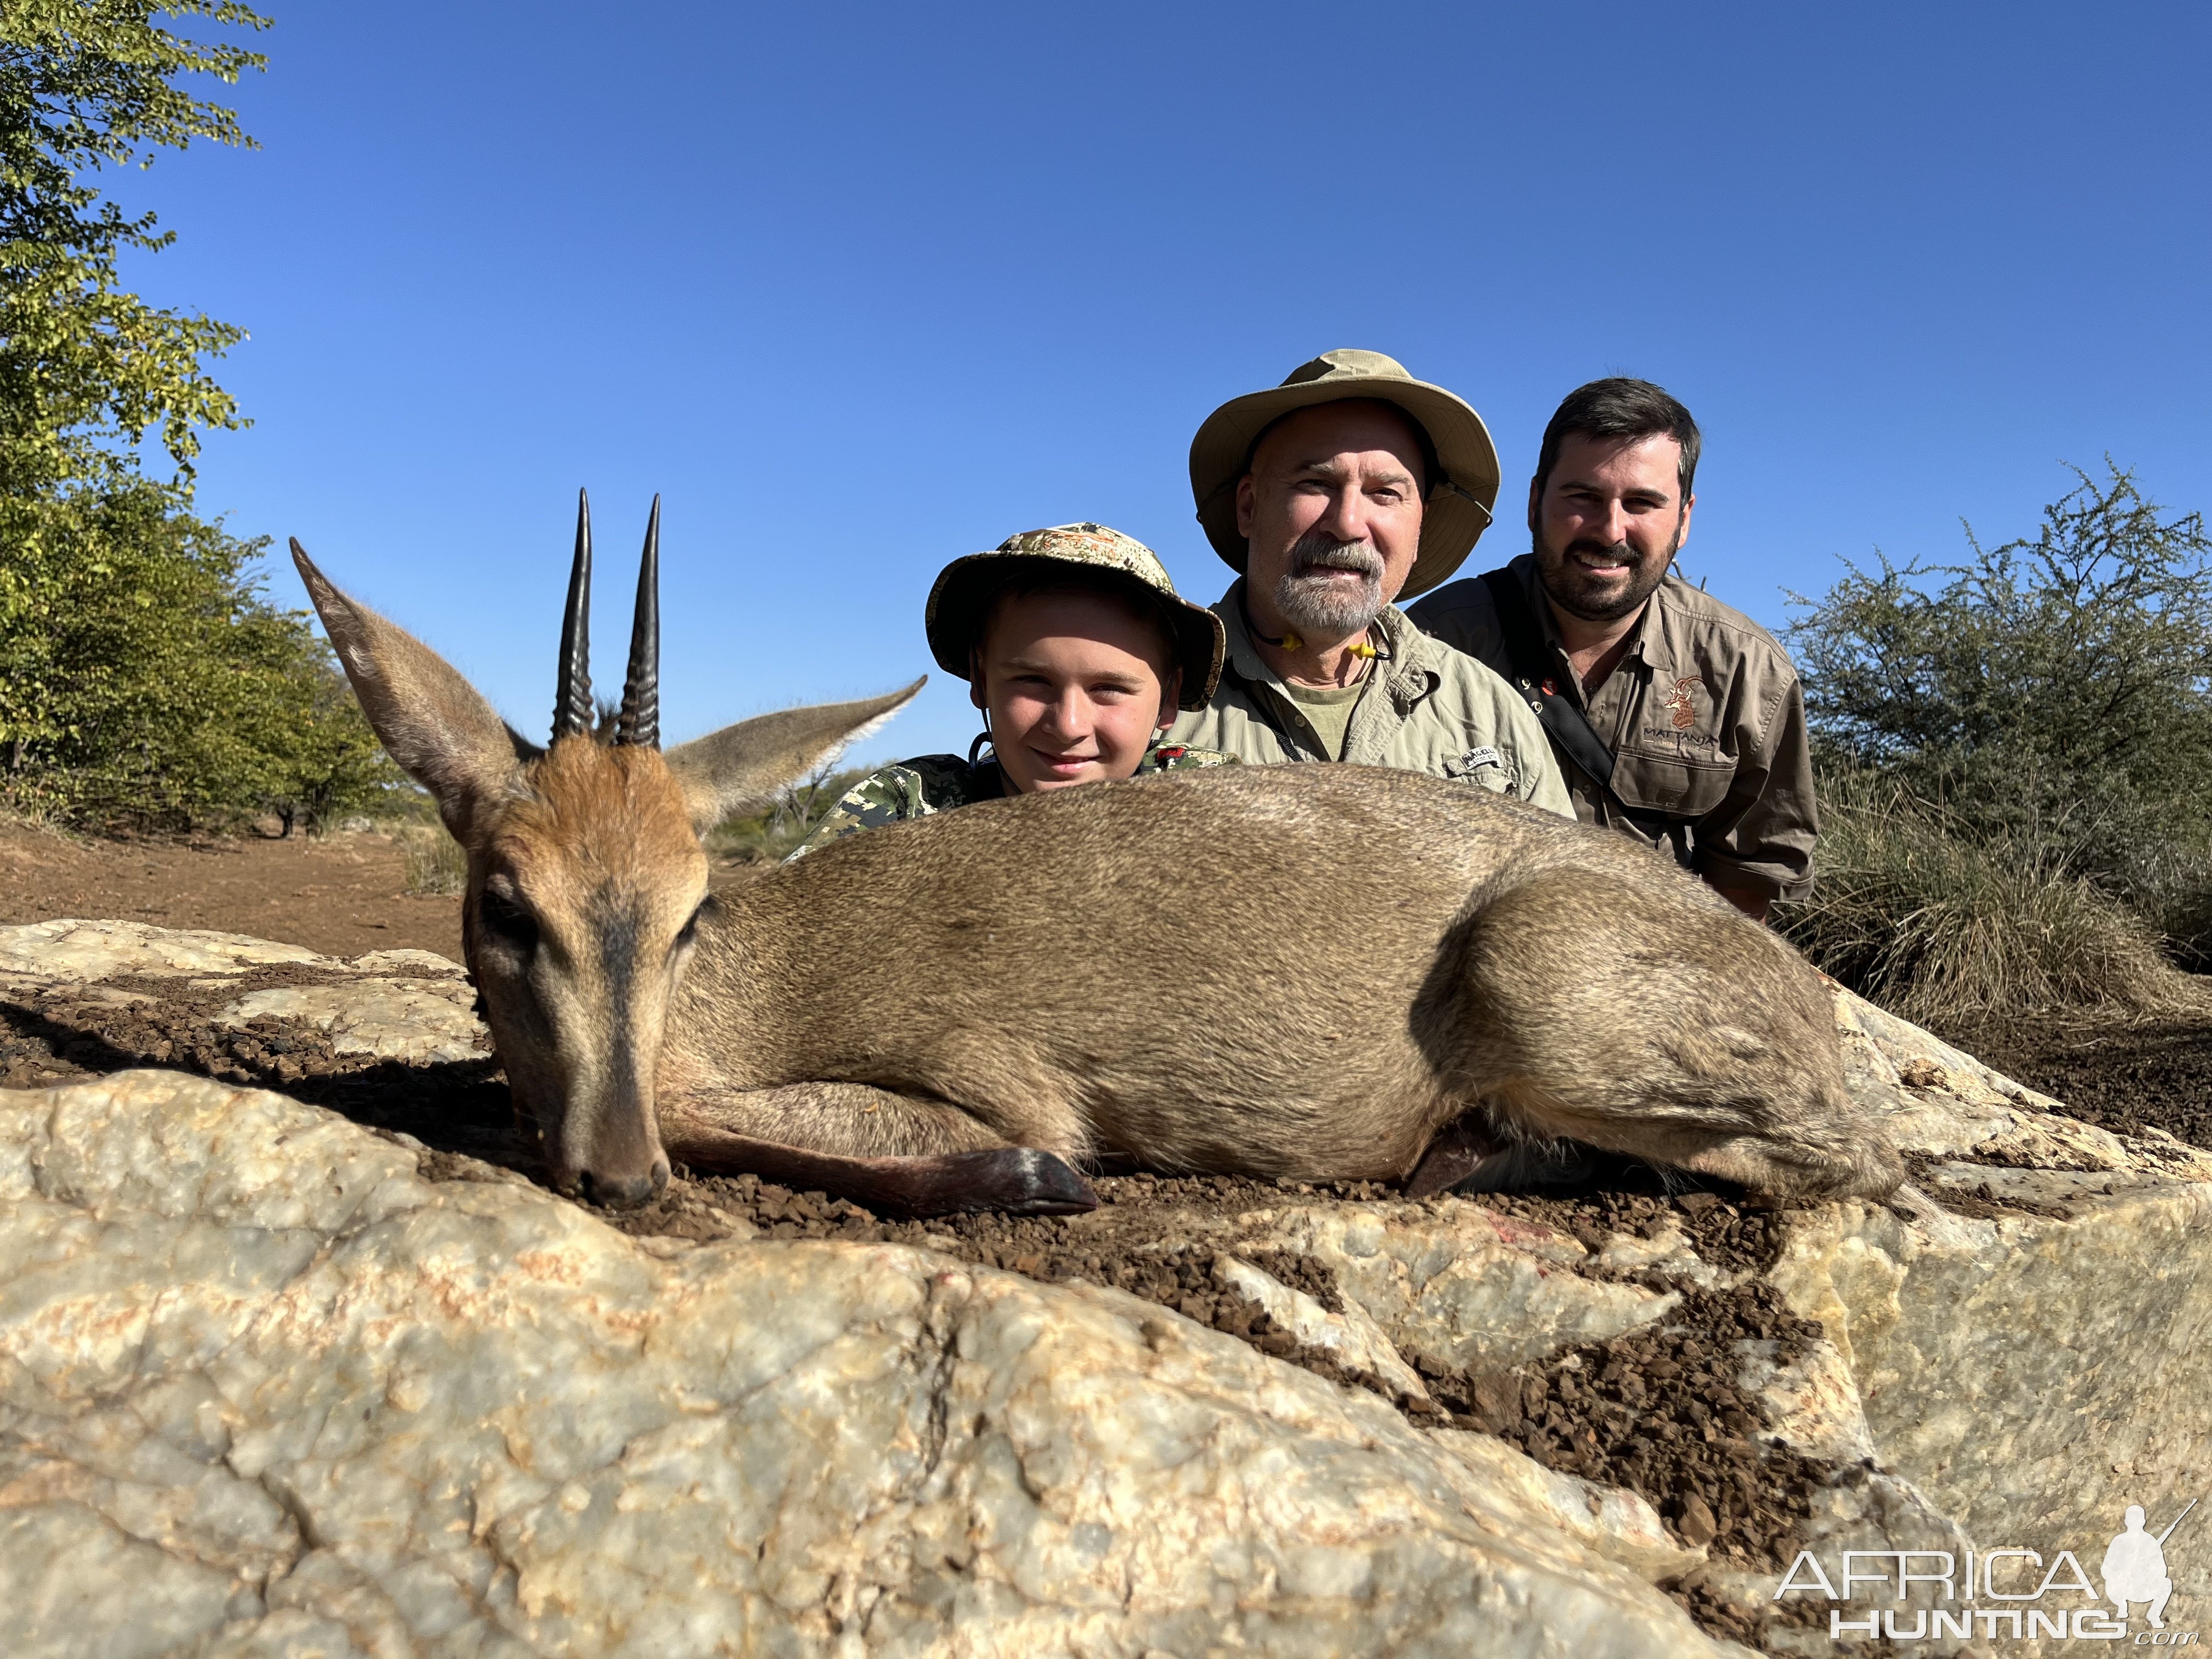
xmin=656 ymin=1080 xmax=1098 ymax=1216
xmin=661 ymin=1118 xmax=1097 ymax=1217
xmin=1402 ymin=1114 xmax=1499 ymax=1199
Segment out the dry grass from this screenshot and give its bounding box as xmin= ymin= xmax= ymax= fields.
xmin=0 ymin=803 xmax=81 ymax=843
xmin=1779 ymin=775 xmax=2205 ymax=1026
xmin=399 ymin=826 xmax=467 ymax=897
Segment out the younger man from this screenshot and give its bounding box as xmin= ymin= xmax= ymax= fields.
xmin=1408 ymin=379 xmax=1815 ymax=919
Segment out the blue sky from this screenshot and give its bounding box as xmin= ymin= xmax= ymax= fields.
xmin=124 ymin=1 xmax=2212 ymax=764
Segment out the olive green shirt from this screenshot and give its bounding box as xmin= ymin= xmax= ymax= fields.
xmin=1280 ymin=677 xmax=1365 ymax=760
xmin=1164 ymin=580 xmax=1575 ymax=818
xmin=1408 ymin=554 xmax=1818 ymax=901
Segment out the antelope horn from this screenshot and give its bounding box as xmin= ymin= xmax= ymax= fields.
xmin=616 ymin=494 xmax=661 ymax=749
xmin=552 ymin=489 xmax=594 ymax=741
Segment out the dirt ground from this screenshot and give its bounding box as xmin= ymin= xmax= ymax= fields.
xmin=1946 ymin=1014 xmax=2212 ymax=1148
xmin=0 ymin=822 xmax=776 ymax=965
xmin=4 ymin=823 xmax=2206 ymax=1650
xmin=0 ymin=821 xmax=465 ymax=961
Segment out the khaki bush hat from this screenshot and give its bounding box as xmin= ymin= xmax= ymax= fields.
xmin=1189 ymin=348 xmax=1502 ymax=602
xmin=924 ymin=523 xmax=1227 ymax=710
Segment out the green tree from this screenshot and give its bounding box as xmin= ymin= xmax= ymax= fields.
xmin=0 ymin=481 xmax=398 ymax=826
xmin=0 ymin=2 xmax=399 ymax=828
xmin=1 ymin=0 xmax=267 ymax=493
xmin=251 ymin=656 xmax=403 ymax=836
xmin=1786 ymin=462 xmax=2212 ymax=953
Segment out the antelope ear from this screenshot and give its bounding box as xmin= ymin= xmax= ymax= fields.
xmin=292 ymin=539 xmax=537 ymax=845
xmin=665 ymin=678 xmax=923 ymax=834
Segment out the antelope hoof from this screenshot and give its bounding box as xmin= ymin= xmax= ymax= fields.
xmin=1404 ymin=1116 xmax=1600 ymax=1198
xmin=902 ymin=1148 xmax=1099 ymax=1218
xmin=1403 ymin=1115 xmax=1499 ymax=1199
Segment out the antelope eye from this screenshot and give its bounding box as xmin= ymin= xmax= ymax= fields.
xmin=675 ymin=895 xmax=717 ymax=949
xmin=480 ymin=888 xmax=540 ymax=955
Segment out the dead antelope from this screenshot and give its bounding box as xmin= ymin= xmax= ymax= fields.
xmin=292 ymin=498 xmax=1900 ymax=1216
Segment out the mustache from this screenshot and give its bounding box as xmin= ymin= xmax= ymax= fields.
xmin=1286 ymin=535 xmax=1384 ymax=581
xmin=1562 ymin=539 xmax=1642 ymax=565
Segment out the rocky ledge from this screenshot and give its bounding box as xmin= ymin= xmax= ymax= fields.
xmin=0 ymin=920 xmax=2205 ymax=1657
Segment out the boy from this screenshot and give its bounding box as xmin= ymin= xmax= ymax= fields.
xmin=792 ymin=523 xmax=1230 ymax=854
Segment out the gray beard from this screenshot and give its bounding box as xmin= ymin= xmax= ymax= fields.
xmin=1274 ymin=534 xmax=1385 ymax=641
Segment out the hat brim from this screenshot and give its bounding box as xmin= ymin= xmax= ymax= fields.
xmin=1189 ymin=376 xmax=1501 ymax=602
xmin=924 ymin=554 xmax=1226 ymax=711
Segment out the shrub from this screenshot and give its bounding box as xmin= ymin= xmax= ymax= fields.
xmin=1778 ymin=769 xmax=2199 ymax=1027
xmin=1786 ymin=462 xmax=2212 ymax=1013
xmin=251 ymin=659 xmax=403 ymax=837
xmin=0 ymin=481 xmax=399 ymax=828
xmin=704 ymin=761 xmax=870 ymax=864
xmin=1786 ymin=462 xmax=2212 ymax=918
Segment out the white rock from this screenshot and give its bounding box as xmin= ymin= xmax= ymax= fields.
xmin=1733 ymin=1336 xmax=1875 ymax=1467
xmin=1212 ymin=1251 xmax=1430 ymax=1400
xmin=216 ymin=979 xmax=487 ymax=1063
xmin=1427 ymin=1429 xmax=1707 ymax=1585
xmin=1769 ymin=1174 xmax=2212 ymax=1611
xmin=0 ymin=1071 xmax=1739 ymax=1658
xmin=0 ymin=918 xmax=330 ymax=984
xmin=1243 ymin=1203 xmax=1680 ymax=1374
xmin=347 ymin=949 xmax=467 ymax=978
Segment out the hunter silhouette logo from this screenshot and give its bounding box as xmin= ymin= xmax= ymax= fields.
xmin=1774 ymin=1496 xmax=2199 ymax=1643
xmin=2106 ymin=1500 xmax=2193 ymax=1630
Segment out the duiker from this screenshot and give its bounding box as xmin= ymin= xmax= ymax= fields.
xmin=295 ymin=499 xmax=1900 ymax=1216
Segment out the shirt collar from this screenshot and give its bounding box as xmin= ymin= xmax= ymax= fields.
xmin=1216 ymin=578 xmax=1436 ymax=705
xmin=1510 ymin=552 xmax=1677 ymax=675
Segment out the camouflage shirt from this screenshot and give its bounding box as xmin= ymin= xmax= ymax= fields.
xmin=786 ymin=741 xmax=1237 ymax=860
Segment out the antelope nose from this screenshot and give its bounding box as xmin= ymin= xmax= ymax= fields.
xmin=579 ymin=1167 xmax=661 ymax=1210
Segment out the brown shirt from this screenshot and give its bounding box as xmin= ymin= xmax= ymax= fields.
xmin=1408 ymin=554 xmax=1818 ymax=900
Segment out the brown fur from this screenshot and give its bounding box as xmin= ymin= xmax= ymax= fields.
xmin=663 ymin=765 xmax=1895 ymax=1200
xmin=467 ymin=740 xmax=706 ymax=1202
xmin=293 ymin=540 xmax=1901 ymax=1211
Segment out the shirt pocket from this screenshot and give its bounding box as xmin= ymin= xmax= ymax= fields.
xmin=1442 ymin=744 xmax=1517 ymax=796
xmin=1609 ymin=750 xmax=1736 ymax=819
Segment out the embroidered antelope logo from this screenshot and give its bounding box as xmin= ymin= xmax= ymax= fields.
xmin=1664 ymin=676 xmax=1702 ymax=730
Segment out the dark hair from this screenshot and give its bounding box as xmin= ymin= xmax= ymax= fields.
xmin=1532 ymin=379 xmax=1700 ymax=504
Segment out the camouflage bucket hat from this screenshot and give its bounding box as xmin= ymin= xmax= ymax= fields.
xmin=1188 ymin=348 xmax=1502 ymax=602
xmin=924 ymin=523 xmax=1226 ymax=710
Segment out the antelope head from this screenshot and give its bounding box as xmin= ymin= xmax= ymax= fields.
xmin=293 ymin=495 xmax=920 ymax=1206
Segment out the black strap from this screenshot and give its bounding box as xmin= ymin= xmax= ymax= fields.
xmin=1477 ymin=568 xmax=1683 ymax=840
xmin=1478 ymin=569 xmax=1619 ymax=786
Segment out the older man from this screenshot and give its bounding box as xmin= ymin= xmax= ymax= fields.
xmin=1408 ymin=378 xmax=1816 ymax=920
xmin=1166 ymin=349 xmax=1571 ymax=817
